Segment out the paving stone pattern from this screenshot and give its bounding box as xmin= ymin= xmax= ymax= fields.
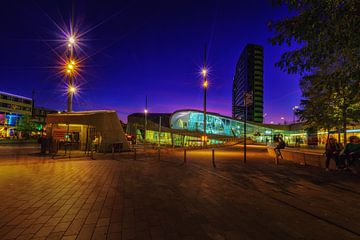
xmin=0 ymin=145 xmax=360 ymax=239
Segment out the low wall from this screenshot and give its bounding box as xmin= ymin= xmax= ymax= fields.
xmin=267 ymin=147 xmax=336 ymax=169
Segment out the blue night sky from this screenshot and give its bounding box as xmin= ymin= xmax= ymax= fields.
xmin=0 ymin=0 xmax=301 ymax=123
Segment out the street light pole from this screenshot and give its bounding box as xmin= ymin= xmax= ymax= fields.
xmin=144 ymin=96 xmax=148 ymax=143
xmin=292 ymin=106 xmax=299 ymax=123
xmin=202 ymin=45 xmax=208 ymax=146
xmin=244 ymin=92 xmax=247 ymax=163
xmin=67 ymin=6 xmax=76 ymax=112
xmin=158 ymin=116 xmax=162 ymax=147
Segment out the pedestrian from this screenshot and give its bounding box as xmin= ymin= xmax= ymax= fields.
xmin=341 ymin=136 xmax=360 ymax=173
xmin=274 ymin=137 xmax=286 ymax=160
xmin=324 ymin=137 xmax=342 ymax=171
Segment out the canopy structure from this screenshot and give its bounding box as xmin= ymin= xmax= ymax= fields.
xmin=46 ymin=110 xmax=130 ymax=151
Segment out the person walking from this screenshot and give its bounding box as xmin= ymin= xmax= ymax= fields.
xmin=325 ymin=137 xmax=342 ymax=171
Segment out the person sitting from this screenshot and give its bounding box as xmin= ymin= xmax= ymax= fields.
xmin=342 ymin=136 xmax=360 ymax=172
xmin=324 ymin=137 xmax=342 ymax=171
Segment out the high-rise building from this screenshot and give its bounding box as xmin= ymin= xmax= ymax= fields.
xmin=232 ymin=44 xmax=264 ymax=122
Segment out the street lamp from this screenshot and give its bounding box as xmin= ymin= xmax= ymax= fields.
xmin=280 ymin=117 xmax=285 ymax=124
xmin=292 ymin=105 xmax=299 ymax=123
xmin=68 ymin=35 xmax=76 ymax=46
xmin=202 ymin=71 xmax=208 ymax=146
xmin=202 ymin=45 xmax=208 ymax=146
xmin=65 ymin=60 xmax=77 ymax=74
xmin=144 ymin=96 xmax=148 ymax=143
xmin=69 ymin=86 xmax=77 ymax=93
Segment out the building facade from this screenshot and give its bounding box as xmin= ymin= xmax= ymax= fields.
xmin=0 ymin=91 xmax=33 ymax=137
xmin=127 ymin=109 xmax=306 ymax=147
xmin=232 ymin=44 xmax=264 ymax=123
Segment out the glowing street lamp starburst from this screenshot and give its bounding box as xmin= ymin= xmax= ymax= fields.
xmin=68 ymin=35 xmax=76 ymax=44
xmin=68 ymin=86 xmax=77 ymax=94
xmin=202 ymin=68 xmax=207 ymax=77
xmin=64 ymin=59 xmax=78 ymax=75
xmin=203 ymin=80 xmax=208 ymax=89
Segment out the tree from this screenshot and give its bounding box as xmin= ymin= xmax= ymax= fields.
xmin=269 ymin=0 xmax=360 ymax=143
xmin=17 ymin=115 xmax=38 ymax=139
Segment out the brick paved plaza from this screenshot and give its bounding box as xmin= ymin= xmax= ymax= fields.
xmin=0 ymin=145 xmax=360 ymax=240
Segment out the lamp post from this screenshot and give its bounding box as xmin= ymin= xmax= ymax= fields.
xmin=243 ymin=91 xmax=252 ymax=163
xmin=144 ymin=96 xmax=148 ymax=143
xmin=281 ymin=117 xmax=285 ymax=124
xmin=202 ymin=45 xmax=208 ymax=146
xmin=292 ymin=105 xmax=299 ymax=123
xmin=67 ymin=33 xmax=76 ymax=112
xmin=65 ymin=57 xmax=77 ymax=112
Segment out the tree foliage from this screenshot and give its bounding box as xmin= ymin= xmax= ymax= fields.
xmin=269 ymin=0 xmax=360 ymax=143
xmin=17 ymin=115 xmax=37 ymax=139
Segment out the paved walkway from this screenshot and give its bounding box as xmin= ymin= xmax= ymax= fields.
xmin=0 ymin=145 xmax=359 ymax=239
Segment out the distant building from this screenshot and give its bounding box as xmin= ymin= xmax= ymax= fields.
xmin=0 ymin=91 xmax=33 ymax=137
xmin=32 ymin=107 xmax=58 ymax=127
xmin=232 ymin=44 xmax=264 ymax=123
xmin=0 ymin=91 xmax=58 ymax=138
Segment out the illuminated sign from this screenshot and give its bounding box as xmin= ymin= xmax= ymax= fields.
xmin=6 ymin=114 xmax=19 ymax=126
xmin=0 ymin=114 xmax=5 ymax=125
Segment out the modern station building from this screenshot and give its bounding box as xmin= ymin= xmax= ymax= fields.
xmin=127 ymin=109 xmax=360 ymax=147
xmin=127 ymin=109 xmax=305 ymax=147
xmin=232 ymin=44 xmax=264 ymax=122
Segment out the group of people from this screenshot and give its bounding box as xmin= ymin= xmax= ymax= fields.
xmin=325 ymin=136 xmax=360 ymax=172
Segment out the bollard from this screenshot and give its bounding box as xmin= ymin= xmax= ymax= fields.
xmin=134 ymin=148 xmax=137 ymax=160
xmin=184 ymin=149 xmax=187 ymax=164
xmin=158 ymin=148 xmax=161 ymax=161
xmin=212 ymin=148 xmax=216 ymax=168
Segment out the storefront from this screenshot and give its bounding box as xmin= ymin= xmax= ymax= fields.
xmin=46 ymin=110 xmax=130 ymax=152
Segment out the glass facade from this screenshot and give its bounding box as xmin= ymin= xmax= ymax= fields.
xmin=232 ymin=44 xmax=264 ymax=122
xmin=170 ymin=110 xmax=304 ymax=144
xmin=128 ymin=110 xmax=360 ymax=147
xmin=172 ymin=111 xmax=269 ymax=137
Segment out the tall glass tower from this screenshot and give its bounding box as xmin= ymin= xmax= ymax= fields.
xmin=232 ymin=44 xmax=264 ymax=123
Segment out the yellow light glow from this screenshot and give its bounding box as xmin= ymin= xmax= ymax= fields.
xmin=65 ymin=60 xmax=77 ymax=74
xmin=202 ymin=68 xmax=207 ymax=77
xmin=203 ymin=80 xmax=208 ymax=88
xmin=69 ymin=86 xmax=77 ymax=93
xmin=68 ymin=36 xmax=76 ymax=44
